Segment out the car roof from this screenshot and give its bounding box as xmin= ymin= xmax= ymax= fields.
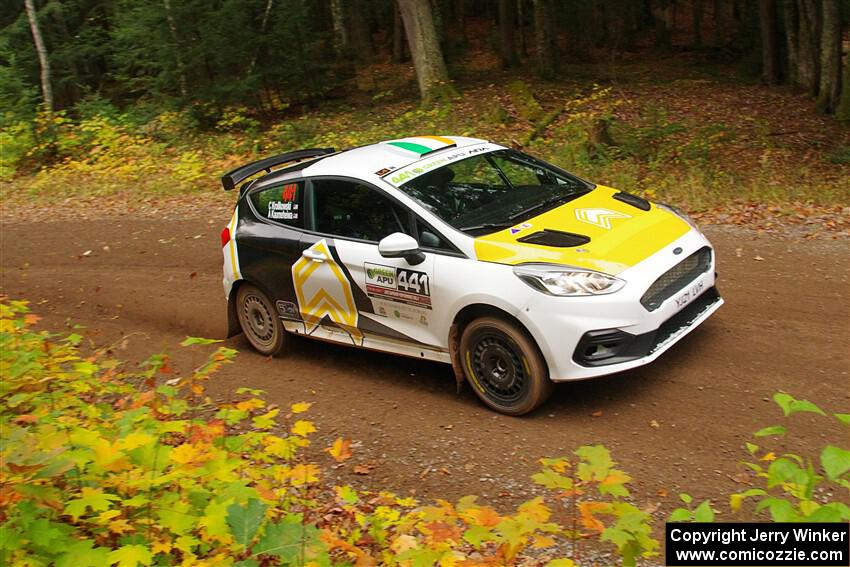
xmin=301 ymin=135 xmax=489 ymax=181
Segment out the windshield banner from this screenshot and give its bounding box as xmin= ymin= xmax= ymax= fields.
xmin=383 ymin=143 xmax=503 ymax=186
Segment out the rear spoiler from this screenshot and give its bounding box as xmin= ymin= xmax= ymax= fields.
xmin=220 ymin=148 xmax=336 ymax=191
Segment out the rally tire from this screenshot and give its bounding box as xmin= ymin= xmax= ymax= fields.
xmin=236 ymin=284 xmax=287 ymax=357
xmin=459 ymin=316 xmax=553 ymax=416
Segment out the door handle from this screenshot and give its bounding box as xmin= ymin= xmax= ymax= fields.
xmin=302 ymin=249 xmax=327 ymax=263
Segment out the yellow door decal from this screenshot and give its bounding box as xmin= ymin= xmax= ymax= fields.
xmin=292 ymin=239 xmax=362 ymax=344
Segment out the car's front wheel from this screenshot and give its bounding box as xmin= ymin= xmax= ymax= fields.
xmin=236 ymin=284 xmax=287 ymax=356
xmin=459 ymin=316 xmax=553 ymax=415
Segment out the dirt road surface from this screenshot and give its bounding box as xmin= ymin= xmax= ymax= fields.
xmin=2 ymin=217 xmax=848 ymax=519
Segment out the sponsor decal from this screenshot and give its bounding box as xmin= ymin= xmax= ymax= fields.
xmin=375 ymin=166 xmax=396 ymax=177
xmin=292 ymin=239 xmax=362 ymax=344
xmin=268 ymin=201 xmax=298 ymax=220
xmin=364 ymin=263 xmax=431 ymax=309
xmin=275 ymin=300 xmax=300 ymax=319
xmin=574 ymin=208 xmax=631 ymax=229
xmin=371 ymin=298 xmax=431 ymax=326
xmin=386 ymin=145 xmax=495 ymax=186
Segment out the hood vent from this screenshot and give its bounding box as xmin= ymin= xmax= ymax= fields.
xmin=613 ymin=191 xmax=651 ymax=211
xmin=517 ymin=229 xmax=591 ymax=248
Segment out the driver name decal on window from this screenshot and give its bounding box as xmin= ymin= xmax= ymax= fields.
xmin=364 ymin=262 xmax=431 ymax=309
xmin=268 ymin=200 xmax=298 ymax=221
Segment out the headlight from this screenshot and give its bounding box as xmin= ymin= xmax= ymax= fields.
xmin=658 ymin=203 xmax=701 ymax=233
xmin=513 ymin=265 xmax=625 ymax=296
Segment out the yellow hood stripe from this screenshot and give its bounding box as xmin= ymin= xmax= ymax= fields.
xmin=473 ymin=186 xmax=689 ymax=275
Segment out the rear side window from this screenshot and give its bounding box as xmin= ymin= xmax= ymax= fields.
xmin=311 ymin=179 xmax=410 ymax=242
xmin=249 ymin=181 xmax=304 ymax=227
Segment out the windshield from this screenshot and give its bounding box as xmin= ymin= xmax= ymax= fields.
xmin=397 ymin=149 xmax=593 ymax=235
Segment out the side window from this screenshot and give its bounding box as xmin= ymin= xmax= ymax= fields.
xmin=311 ymin=179 xmax=410 ymax=242
xmin=250 ymin=181 xmax=304 ymax=228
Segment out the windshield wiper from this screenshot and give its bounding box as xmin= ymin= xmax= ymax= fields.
xmin=507 ymin=191 xmax=585 ymax=221
xmin=457 ymin=222 xmax=515 ymax=233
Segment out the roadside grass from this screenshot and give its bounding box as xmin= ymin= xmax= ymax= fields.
xmin=2 ymin=61 xmax=848 ymax=219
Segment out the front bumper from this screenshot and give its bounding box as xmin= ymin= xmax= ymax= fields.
xmin=517 ymin=229 xmax=723 ymax=381
xmin=573 ymin=286 xmax=722 ymax=366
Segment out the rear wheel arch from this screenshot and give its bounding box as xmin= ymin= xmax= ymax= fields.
xmin=226 ymin=278 xmax=277 ymax=338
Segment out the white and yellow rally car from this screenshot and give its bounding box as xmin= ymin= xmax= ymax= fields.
xmin=220 ymin=136 xmax=722 ymax=415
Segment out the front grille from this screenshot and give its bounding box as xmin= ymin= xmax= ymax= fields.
xmin=640 ymin=247 xmax=712 ymax=311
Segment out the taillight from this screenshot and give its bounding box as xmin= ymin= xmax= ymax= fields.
xmin=220 ymin=227 xmax=231 ymax=247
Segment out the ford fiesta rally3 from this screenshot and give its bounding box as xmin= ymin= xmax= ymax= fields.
xmin=220 ymin=136 xmax=723 ymax=415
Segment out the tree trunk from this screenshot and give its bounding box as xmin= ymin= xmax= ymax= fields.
xmin=24 ymin=0 xmax=53 ymax=111
xmin=451 ymin=0 xmax=467 ymax=49
xmin=330 ymin=0 xmax=349 ymax=55
xmin=498 ymin=0 xmax=518 ymax=67
xmin=392 ymin=2 xmax=405 ymax=62
xmin=692 ymin=0 xmax=703 ymax=47
xmin=162 ymin=0 xmax=188 ymax=97
xmin=248 ymin=0 xmax=275 ymax=74
xmin=816 ymin=0 xmax=841 ymax=113
xmin=532 ymin=0 xmax=556 ymax=78
xmin=759 ymin=0 xmax=779 ymax=83
xmin=713 ymin=0 xmax=723 ymax=45
xmin=784 ymin=0 xmax=800 ymax=85
xmin=836 ymin=53 xmax=850 ymax=121
xmin=517 ymin=0 xmax=527 ymax=56
xmin=348 ymin=0 xmax=374 ymax=63
xmin=795 ymin=0 xmax=820 ymax=95
xmin=653 ymin=0 xmax=672 ymax=49
xmin=397 ymin=0 xmax=453 ymax=103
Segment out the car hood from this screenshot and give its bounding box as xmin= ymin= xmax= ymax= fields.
xmin=473 ymin=186 xmax=690 ymax=275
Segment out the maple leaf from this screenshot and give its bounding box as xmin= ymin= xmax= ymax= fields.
xmin=252 ymin=408 xmax=280 ymax=429
xmin=289 ymin=463 xmax=321 ymax=486
xmin=390 ymin=534 xmax=419 ymax=553
xmin=462 ymin=506 xmax=502 ymax=527
xmin=108 ymin=518 xmax=134 ymax=535
xmin=423 ymin=521 xmax=462 ymax=543
xmin=291 ymin=401 xmax=312 ymax=413
xmin=107 ymin=544 xmax=153 ymax=567
xmin=326 ymin=437 xmax=352 ymax=463
xmin=578 ymin=502 xmax=607 ymax=532
xmin=518 ymin=497 xmax=551 ymax=522
xmin=353 ymin=464 xmax=374 ymax=475
xmin=291 ymin=420 xmax=316 ymax=437
xmin=533 ymin=534 xmax=556 ymax=548
xmin=170 ymin=443 xmax=203 ymax=465
xmin=236 ymin=398 xmax=265 ymax=412
xmin=55 ymin=539 xmax=110 ymax=567
xmin=150 ymin=540 xmax=172 ymax=554
xmin=64 ymin=487 xmax=120 ymax=520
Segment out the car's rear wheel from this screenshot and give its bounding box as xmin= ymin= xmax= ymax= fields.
xmin=459 ymin=316 xmax=553 ymax=416
xmin=236 ymin=284 xmax=286 ymax=356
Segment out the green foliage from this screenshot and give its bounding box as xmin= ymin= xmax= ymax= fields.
xmin=730 ymin=393 xmax=850 ymax=523
xmin=668 ymin=494 xmax=716 ymax=523
xmin=667 ymin=392 xmax=850 ymax=526
xmin=0 ymin=299 xmax=660 ymax=566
